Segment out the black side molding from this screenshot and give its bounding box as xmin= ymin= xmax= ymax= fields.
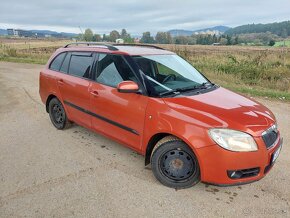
xmin=64 ymin=100 xmax=139 ymax=135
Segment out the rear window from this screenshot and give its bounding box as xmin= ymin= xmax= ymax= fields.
xmin=49 ymin=53 xmax=66 ymax=71
xmin=69 ymin=52 xmax=93 ymax=78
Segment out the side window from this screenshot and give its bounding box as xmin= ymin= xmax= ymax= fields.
xmin=60 ymin=52 xmax=71 ymax=73
xmin=49 ymin=53 xmax=66 ymax=71
xmin=96 ymin=54 xmax=137 ymax=87
xmin=68 ymin=52 xmax=93 ymax=78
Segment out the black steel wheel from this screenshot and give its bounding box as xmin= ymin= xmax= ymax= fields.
xmin=48 ymin=98 xmax=70 ymax=129
xmin=151 ymin=139 xmax=200 ymax=189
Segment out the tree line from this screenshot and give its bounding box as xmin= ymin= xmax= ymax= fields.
xmin=81 ymin=28 xmax=241 ymax=45
xmin=225 ymin=21 xmax=290 ymax=38
xmin=81 ymin=28 xmax=134 ymax=43
xmin=81 ymin=26 xmax=288 ymax=46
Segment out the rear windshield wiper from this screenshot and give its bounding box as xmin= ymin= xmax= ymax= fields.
xmin=158 ymin=82 xmax=214 ymax=97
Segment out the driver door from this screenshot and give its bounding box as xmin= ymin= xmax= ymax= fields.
xmin=89 ymin=53 xmax=148 ymax=151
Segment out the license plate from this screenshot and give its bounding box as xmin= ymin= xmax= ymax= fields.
xmin=272 ymin=143 xmax=282 ymax=164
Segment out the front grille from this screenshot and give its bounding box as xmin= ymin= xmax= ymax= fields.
xmin=262 ymin=125 xmax=278 ymax=149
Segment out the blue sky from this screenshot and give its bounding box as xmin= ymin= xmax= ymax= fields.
xmin=0 ymin=0 xmax=289 ymax=34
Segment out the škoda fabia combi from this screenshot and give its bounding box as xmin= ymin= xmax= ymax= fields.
xmin=39 ymin=43 xmax=282 ymax=188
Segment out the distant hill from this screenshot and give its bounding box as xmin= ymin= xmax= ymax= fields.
xmin=194 ymin=26 xmax=230 ymax=33
xmin=30 ymin=30 xmax=77 ymax=38
xmin=168 ymin=26 xmax=230 ymax=37
xmin=0 ymin=28 xmax=76 ymax=38
xmin=0 ymin=29 xmax=7 ymax=35
xmin=225 ymin=21 xmax=290 ymax=37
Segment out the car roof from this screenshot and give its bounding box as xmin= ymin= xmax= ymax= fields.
xmin=57 ymin=43 xmax=174 ymax=56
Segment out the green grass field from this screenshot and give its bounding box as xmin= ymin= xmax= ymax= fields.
xmin=274 ymin=40 xmax=290 ymax=47
xmin=1 ymin=39 xmax=290 ymax=101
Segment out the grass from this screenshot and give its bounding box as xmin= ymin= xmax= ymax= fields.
xmin=0 ymin=39 xmax=290 ymax=101
xmin=0 ymin=38 xmax=70 ymax=64
xmin=274 ymin=40 xmax=290 ymax=47
xmin=161 ymin=44 xmax=290 ymax=101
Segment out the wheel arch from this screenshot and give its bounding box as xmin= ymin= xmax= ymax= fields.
xmin=144 ymin=132 xmax=198 ymax=166
xmin=45 ymin=94 xmax=58 ymax=113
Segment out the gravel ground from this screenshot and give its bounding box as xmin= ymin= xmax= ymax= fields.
xmin=0 ymin=61 xmax=289 ymax=218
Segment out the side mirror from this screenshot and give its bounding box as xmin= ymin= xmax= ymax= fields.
xmin=117 ymin=81 xmax=139 ymax=93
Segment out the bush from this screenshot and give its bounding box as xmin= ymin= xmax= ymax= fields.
xmin=269 ymin=40 xmax=275 ymax=46
xmin=6 ymin=48 xmax=17 ymax=57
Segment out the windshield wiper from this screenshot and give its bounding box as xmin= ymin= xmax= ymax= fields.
xmin=196 ymin=82 xmax=214 ymax=89
xmin=158 ymin=82 xmax=214 ymax=97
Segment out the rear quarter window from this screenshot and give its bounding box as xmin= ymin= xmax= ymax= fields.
xmin=60 ymin=53 xmax=71 ymax=73
xmin=49 ymin=52 xmax=66 ymax=71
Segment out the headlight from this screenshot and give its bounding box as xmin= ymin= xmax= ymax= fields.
xmin=209 ymin=129 xmax=258 ymax=152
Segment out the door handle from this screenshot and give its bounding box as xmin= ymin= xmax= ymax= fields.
xmin=58 ymin=79 xmax=64 ymax=85
xmin=90 ymin=90 xmax=99 ymax=97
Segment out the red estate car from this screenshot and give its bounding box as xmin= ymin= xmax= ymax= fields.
xmin=39 ymin=42 xmax=282 ymax=189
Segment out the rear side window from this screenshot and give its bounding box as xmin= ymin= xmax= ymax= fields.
xmin=69 ymin=52 xmax=93 ymax=78
xmin=49 ymin=53 xmax=66 ymax=71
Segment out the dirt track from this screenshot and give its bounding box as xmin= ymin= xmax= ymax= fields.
xmin=0 ymin=61 xmax=289 ymax=217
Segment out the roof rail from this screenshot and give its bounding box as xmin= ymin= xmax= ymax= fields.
xmin=64 ymin=42 xmax=118 ymax=51
xmin=114 ymin=43 xmax=164 ymax=50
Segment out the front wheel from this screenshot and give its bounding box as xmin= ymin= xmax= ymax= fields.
xmin=151 ymin=138 xmax=200 ymax=189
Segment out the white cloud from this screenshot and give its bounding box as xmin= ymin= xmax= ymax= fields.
xmin=0 ymin=0 xmax=289 ymax=34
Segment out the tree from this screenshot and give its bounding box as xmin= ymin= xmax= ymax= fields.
xmin=233 ymin=36 xmax=239 ymax=45
xmin=102 ymin=34 xmax=108 ymax=41
xmin=226 ymin=35 xmax=232 ymax=45
xmin=155 ymin=32 xmax=172 ymax=44
xmin=109 ymin=30 xmax=120 ymax=42
xmin=83 ymin=28 xmax=94 ymax=41
xmin=92 ymin=34 xmax=101 ymax=42
xmin=268 ymin=39 xmax=275 ymax=46
xmin=119 ymin=29 xmax=133 ymax=43
xmin=213 ymin=34 xmax=218 ymax=43
xmin=220 ymin=38 xmax=228 ymax=45
xmin=281 ymin=28 xmax=288 ymax=39
xmin=121 ymin=29 xmax=128 ymax=38
xmin=140 ymin=32 xmax=155 ymax=43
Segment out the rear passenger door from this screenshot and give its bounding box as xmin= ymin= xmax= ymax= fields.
xmin=56 ymin=52 xmax=95 ymax=128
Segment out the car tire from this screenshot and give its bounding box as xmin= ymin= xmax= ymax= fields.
xmin=48 ymin=98 xmax=71 ymax=130
xmin=151 ymin=137 xmax=200 ymax=189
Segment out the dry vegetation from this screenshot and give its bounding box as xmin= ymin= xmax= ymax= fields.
xmin=0 ymin=38 xmax=290 ymax=100
xmin=161 ymin=44 xmax=290 ymax=99
xmin=0 ymin=38 xmax=71 ymax=64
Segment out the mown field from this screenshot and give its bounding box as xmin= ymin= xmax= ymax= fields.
xmin=0 ymin=38 xmax=290 ymax=100
xmin=275 ymin=40 xmax=290 ymax=47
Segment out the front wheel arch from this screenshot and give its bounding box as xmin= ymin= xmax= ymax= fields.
xmin=145 ymin=133 xmax=199 ymax=166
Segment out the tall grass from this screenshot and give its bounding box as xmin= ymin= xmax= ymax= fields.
xmin=163 ymin=45 xmax=290 ymax=98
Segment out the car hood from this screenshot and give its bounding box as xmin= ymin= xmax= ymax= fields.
xmin=162 ymin=87 xmax=275 ymax=136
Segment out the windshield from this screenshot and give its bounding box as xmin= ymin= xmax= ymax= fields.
xmin=133 ymin=54 xmax=210 ymax=96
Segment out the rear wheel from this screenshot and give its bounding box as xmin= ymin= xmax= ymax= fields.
xmin=48 ymin=98 xmax=71 ymax=129
xmin=151 ymin=137 xmax=200 ymax=189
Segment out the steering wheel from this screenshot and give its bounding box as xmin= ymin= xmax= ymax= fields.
xmin=162 ymin=74 xmax=176 ymax=83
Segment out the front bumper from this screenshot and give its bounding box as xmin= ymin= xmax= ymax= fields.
xmin=196 ymin=135 xmax=282 ymax=185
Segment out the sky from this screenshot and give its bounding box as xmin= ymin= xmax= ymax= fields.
xmin=0 ymin=0 xmax=289 ymax=35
